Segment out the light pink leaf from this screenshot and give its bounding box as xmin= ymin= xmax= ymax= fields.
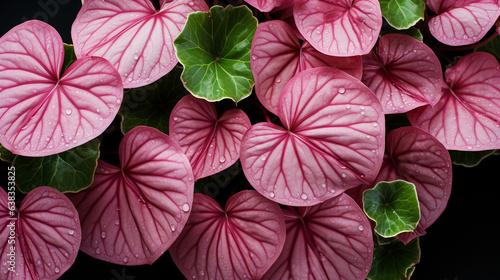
xmin=362 ymin=33 xmax=445 ymax=114
xmin=241 ymin=67 xmax=385 ymax=206
xmin=71 ymin=0 xmax=209 ymax=88
xmin=169 ymin=95 xmax=251 ymax=180
xmin=428 ymin=0 xmax=500 ymax=46
xmin=251 ymin=20 xmax=362 ymax=115
xmin=68 ymin=126 xmax=194 ymax=265
xmin=293 ymin=0 xmax=382 ymax=56
xmin=170 ymin=191 xmax=286 ymax=280
xmin=0 ymin=20 xmax=123 ymax=157
xmin=407 ymin=52 xmax=500 ymax=151
xmin=262 ymin=193 xmax=373 ymax=280
xmin=0 ymin=187 xmax=81 ymax=280
xmin=244 ymin=0 xmax=283 ymax=12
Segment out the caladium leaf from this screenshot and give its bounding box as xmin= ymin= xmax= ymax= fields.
xmin=0 ymin=186 xmax=81 ymax=280
xmin=240 ymin=67 xmax=385 ymax=206
xmin=251 ymin=20 xmax=363 ymax=115
xmin=427 ymin=0 xmax=500 ymax=46
xmin=407 ymin=52 xmax=500 ymax=151
xmin=0 ymin=20 xmax=123 ymax=157
xmin=71 ymin=0 xmax=209 ymax=88
xmin=170 ymin=190 xmax=286 ymax=280
xmin=262 ymin=194 xmax=373 ymax=280
xmin=362 ymin=33 xmax=445 ymax=114
xmin=367 ymin=237 xmax=420 ymax=280
xmin=13 ymin=138 xmax=100 ymax=193
xmin=174 ymin=5 xmax=258 ymax=102
xmin=379 ymin=0 xmax=425 ymax=30
xmin=293 ymin=0 xmax=382 ymax=56
xmin=244 ymin=0 xmax=282 ymax=12
xmin=67 ymin=126 xmax=194 ymax=265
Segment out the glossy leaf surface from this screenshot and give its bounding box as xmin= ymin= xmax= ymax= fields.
xmin=0 ymin=187 xmax=81 ymax=280
xmin=72 ymin=0 xmax=209 ymax=88
xmin=241 ymin=67 xmax=385 ymax=206
xmin=170 ymin=191 xmax=286 ymax=280
xmin=379 ymin=0 xmax=425 ymax=29
xmin=0 ymin=20 xmax=123 ymax=157
xmin=68 ymin=126 xmax=194 ymax=265
xmin=367 ymin=237 xmax=420 ymax=280
xmin=263 ymin=194 xmax=373 ymax=280
xmin=170 ymin=94 xmax=251 ymax=180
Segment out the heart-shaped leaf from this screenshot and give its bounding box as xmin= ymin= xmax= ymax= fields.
xmin=169 ymin=94 xmax=251 ymax=180
xmin=363 ymin=180 xmax=421 ymax=238
xmin=13 ymin=138 xmax=100 ymax=193
xmin=71 ymin=0 xmax=209 ymax=88
xmin=0 ymin=20 xmax=123 ymax=157
xmin=407 ymin=52 xmax=500 ymax=151
xmin=174 ymin=5 xmax=258 ymax=102
xmin=427 ymin=0 xmax=500 ymax=46
xmin=170 ymin=190 xmax=286 ymax=280
xmin=0 ymin=186 xmax=81 ymax=280
xmin=293 ymin=0 xmax=382 ymax=56
xmin=262 ymin=193 xmax=373 ymax=280
xmin=67 ymin=126 xmax=194 ymax=265
xmin=379 ymin=0 xmax=425 ymax=30
xmin=240 ymin=67 xmax=385 ymax=206
xmin=362 ymin=33 xmax=445 ymax=114
xmin=367 ymin=237 xmax=420 ymax=280
xmin=251 ymin=20 xmax=363 ymax=115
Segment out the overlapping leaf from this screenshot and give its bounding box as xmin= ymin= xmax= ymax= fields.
xmin=244 ymin=0 xmax=282 ymax=12
xmin=262 ymin=194 xmax=373 ymax=280
xmin=170 ymin=191 xmax=286 ymax=280
xmin=0 ymin=187 xmax=81 ymax=280
xmin=0 ymin=20 xmax=123 ymax=157
xmin=240 ymin=67 xmax=385 ymax=206
xmin=68 ymin=126 xmax=194 ymax=265
xmin=71 ymin=0 xmax=209 ymax=88
xmin=169 ymin=94 xmax=251 ymax=180
xmin=251 ymin=20 xmax=362 ymax=115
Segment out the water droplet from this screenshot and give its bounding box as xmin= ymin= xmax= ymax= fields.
xmin=55 ymin=267 xmax=60 ymax=274
xmin=269 ymin=192 xmax=275 ymax=198
xmin=101 ymin=231 xmax=106 ymax=239
xmin=345 ymin=104 xmax=351 ymax=109
xmin=68 ymin=229 xmax=75 ymax=236
xmin=171 ymin=225 xmax=176 ymax=232
xmin=123 ymin=257 xmax=128 ymax=263
xmin=96 ymin=108 xmax=100 ymax=113
xmin=65 ymin=109 xmax=72 ymax=115
xmin=467 ymin=145 xmax=472 ymax=150
xmin=36 ymin=260 xmax=42 ymax=266
xmin=275 ymin=76 xmax=281 ymax=83
xmin=341 ymin=173 xmax=346 ymax=178
xmin=182 ymin=203 xmax=190 ymax=212
xmin=301 ymin=193 xmax=308 ymax=200
xmin=116 ymin=99 xmax=121 ymax=104
xmin=219 ymin=156 xmax=226 ymax=163
xmin=372 ymin=122 xmax=378 ymax=127
xmin=173 ymin=116 xmax=178 ymax=121
xmin=358 ymin=224 xmax=365 ymax=231
xmin=260 ymin=155 xmax=266 ymax=161
xmin=114 ymin=220 xmax=120 ymax=226
xmin=251 ymin=55 xmax=257 ymax=60
xmin=133 ymin=54 xmax=139 ymax=60
xmin=338 ymin=87 xmax=345 ymax=94
xmin=188 ymin=1 xmax=194 ymax=6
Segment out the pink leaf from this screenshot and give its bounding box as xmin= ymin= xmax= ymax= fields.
xmin=262 ymin=193 xmax=373 ymax=280
xmin=240 ymin=67 xmax=385 ymax=206
xmin=71 ymin=0 xmax=209 ymax=88
xmin=428 ymin=0 xmax=500 ymax=46
xmin=244 ymin=0 xmax=283 ymax=12
xmin=362 ymin=34 xmax=445 ymax=114
xmin=0 ymin=187 xmax=81 ymax=280
xmin=407 ymin=52 xmax=500 ymax=151
xmin=68 ymin=126 xmax=194 ymax=265
xmin=251 ymin=20 xmax=362 ymax=115
xmin=0 ymin=20 xmax=123 ymax=157
xmin=169 ymin=95 xmax=251 ymax=180
xmin=293 ymin=0 xmax=382 ymax=56
xmin=170 ymin=191 xmax=286 ymax=280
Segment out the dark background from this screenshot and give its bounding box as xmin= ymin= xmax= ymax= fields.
xmin=1 ymin=1 xmax=499 ymax=279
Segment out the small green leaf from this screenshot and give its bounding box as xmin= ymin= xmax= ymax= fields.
xmin=379 ymin=0 xmax=425 ymax=30
xmin=449 ymin=149 xmax=497 ymax=167
xmin=367 ymin=236 xmax=420 ymax=280
xmin=119 ymin=66 xmax=188 ymax=134
xmin=363 ymin=180 xmax=420 ymax=238
xmin=475 ymin=35 xmax=500 ymax=62
xmin=0 ymin=144 xmax=15 ymax=163
xmin=61 ymin=43 xmax=78 ymax=75
xmin=13 ymin=139 xmax=100 ymax=193
xmin=174 ymin=5 xmax=258 ymax=102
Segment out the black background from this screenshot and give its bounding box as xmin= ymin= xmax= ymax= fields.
xmin=1 ymin=1 xmax=499 ymax=279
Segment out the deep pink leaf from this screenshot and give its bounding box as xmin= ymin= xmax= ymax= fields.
xmin=0 ymin=187 xmax=81 ymax=280
xmin=0 ymin=20 xmax=123 ymax=157
xmin=241 ymin=67 xmax=385 ymax=206
xmin=407 ymin=52 xmax=500 ymax=151
xmin=428 ymin=0 xmax=500 ymax=46
xmin=170 ymin=191 xmax=286 ymax=280
xmin=169 ymin=95 xmax=251 ymax=180
xmin=244 ymin=0 xmax=283 ymax=12
xmin=71 ymin=0 xmax=209 ymax=88
xmin=262 ymin=193 xmax=373 ymax=280
xmin=362 ymin=34 xmax=445 ymax=114
xmin=294 ymin=0 xmax=382 ymax=56
xmin=251 ymin=20 xmax=362 ymax=115
xmin=68 ymin=126 xmax=194 ymax=265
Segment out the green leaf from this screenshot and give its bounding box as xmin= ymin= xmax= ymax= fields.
xmin=174 ymin=5 xmax=258 ymax=103
xmin=367 ymin=236 xmax=420 ymax=280
xmin=475 ymin=35 xmax=500 ymax=62
xmin=0 ymin=144 xmax=15 ymax=163
xmin=13 ymin=139 xmax=100 ymax=193
xmin=363 ymin=180 xmax=420 ymax=238
xmin=119 ymin=66 xmax=188 ymax=134
xmin=61 ymin=43 xmax=78 ymax=76
xmin=379 ymin=0 xmax=425 ymax=30
xmin=449 ymin=149 xmax=497 ymax=167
